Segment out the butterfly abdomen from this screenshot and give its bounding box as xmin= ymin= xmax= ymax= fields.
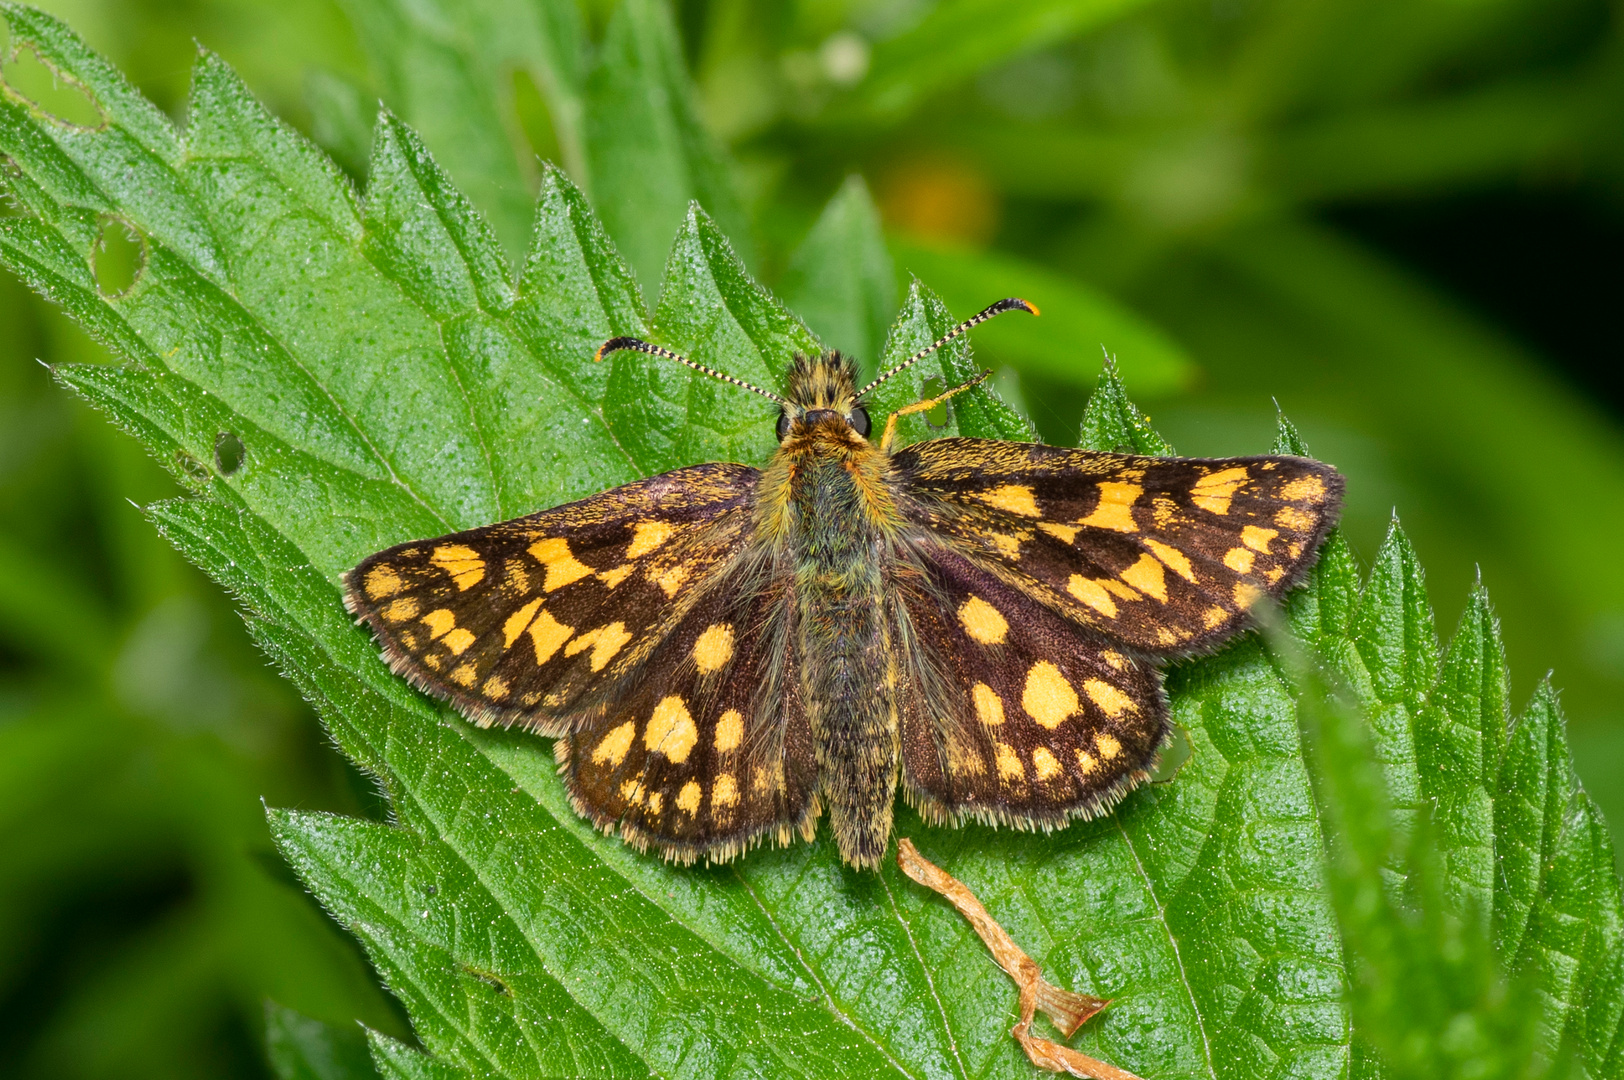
xmin=789 ymin=450 xmax=899 ymax=870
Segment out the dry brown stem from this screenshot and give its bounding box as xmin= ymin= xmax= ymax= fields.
xmin=896 ymin=838 xmax=1147 ymax=1080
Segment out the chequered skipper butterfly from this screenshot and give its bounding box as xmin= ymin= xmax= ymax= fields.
xmin=345 ymin=299 xmax=1343 ymax=872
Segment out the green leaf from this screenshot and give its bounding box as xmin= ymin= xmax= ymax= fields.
xmin=848 ymin=0 xmax=1160 ymax=122
xmin=583 ymin=0 xmax=748 ymax=301
xmin=335 ymin=0 xmax=587 ymax=255
xmin=368 ymin=1033 xmax=484 ymax=1080
xmin=779 ymin=174 xmax=896 ymax=377
xmin=266 ymin=1001 xmax=381 ymax=1080
xmin=891 ymin=241 xmax=1195 ymax=400
xmin=4 ymin=13 xmax=1622 ymax=1080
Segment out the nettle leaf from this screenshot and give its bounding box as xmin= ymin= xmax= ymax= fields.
xmin=3 ymin=12 xmax=1622 ymax=1080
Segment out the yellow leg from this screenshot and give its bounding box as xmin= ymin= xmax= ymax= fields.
xmin=879 ymin=369 xmax=992 ymax=451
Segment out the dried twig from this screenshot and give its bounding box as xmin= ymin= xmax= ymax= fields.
xmin=897 ymin=838 xmax=1146 ymax=1080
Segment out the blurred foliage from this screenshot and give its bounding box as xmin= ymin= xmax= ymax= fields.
xmin=1 ymin=0 xmax=1622 ymax=1076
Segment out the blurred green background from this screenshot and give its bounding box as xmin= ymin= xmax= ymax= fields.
xmin=1 ymin=0 xmax=1621 ymax=1075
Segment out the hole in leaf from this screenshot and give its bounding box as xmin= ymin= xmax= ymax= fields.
xmin=920 ymin=376 xmax=949 ymax=428
xmin=213 ymin=431 xmax=245 ymax=476
xmin=1148 ymin=723 xmax=1193 ymax=783
xmin=0 ymin=44 xmax=105 ymax=129
xmin=92 ymin=216 xmax=145 ymax=297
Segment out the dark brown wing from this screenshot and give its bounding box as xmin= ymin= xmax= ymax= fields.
xmin=343 ymin=464 xmax=758 ymax=733
xmin=559 ymin=553 xmax=820 ymax=864
xmin=892 ymin=541 xmax=1168 ymax=827
xmin=890 ymin=439 xmax=1344 ymax=655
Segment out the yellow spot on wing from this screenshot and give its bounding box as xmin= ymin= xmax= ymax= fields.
xmin=958 ymin=596 xmax=1009 ymax=645
xmin=383 ymin=597 xmax=419 ymax=623
xmin=1023 ymin=661 xmax=1079 ymax=729
xmin=620 ymin=776 xmax=647 ymax=806
xmin=1038 ymin=522 xmax=1080 ymax=544
xmin=978 ymin=484 xmax=1040 ymax=517
xmin=676 ymin=780 xmax=702 ymax=815
xmin=1204 ymin=605 xmax=1228 ymax=629
xmin=972 ymin=683 xmax=1005 ymax=727
xmin=591 ymin=721 xmax=636 ymax=767
xmin=1275 ymin=506 xmax=1314 ymax=531
xmin=565 ymin=622 xmax=633 ymax=671
xmin=430 ymin=545 xmax=485 ymax=590
xmin=421 ymin=609 xmax=456 ymax=640
xmin=364 ymin=565 xmax=403 ymax=599
xmin=945 ymin=733 xmax=985 ymax=777
xmin=1234 ymin=582 xmax=1263 ymax=608
xmin=712 ymin=773 xmax=740 ymax=809
xmin=626 ymin=520 xmax=675 ymax=559
xmin=483 ymin=674 xmax=509 ymax=700
xmin=1120 ymin=553 xmax=1168 ymax=601
xmin=450 ymin=662 xmax=477 ymax=687
xmin=504 ymin=598 xmax=543 ymax=647
xmin=1084 ymin=679 xmax=1135 ymax=719
xmin=442 ymin=628 xmax=476 ymax=656
xmin=1032 ymin=747 xmax=1062 ymax=781
xmin=984 ymin=532 xmax=1022 ymax=560
xmin=1078 ymin=482 xmax=1142 ymax=532
xmin=1144 ymin=538 xmax=1197 ymax=583
xmin=1096 ymin=732 xmax=1122 ymax=760
xmin=528 ymin=538 xmax=595 ymax=592
xmin=1103 ymin=650 xmax=1128 ymax=671
xmin=1068 ymin=575 xmax=1118 ymax=618
xmin=655 ymin=565 xmax=689 ymax=597
xmin=1076 ymin=749 xmax=1098 ymax=774
xmin=693 ymin=624 xmax=735 ymax=673
xmin=1280 ymin=475 xmax=1327 ymax=502
xmin=1242 ymin=525 xmax=1278 ymax=553
xmin=527 ymin=607 xmax=574 ymax=665
xmin=715 ymin=709 xmax=744 ymax=752
xmin=995 ymin=743 xmax=1024 ymax=781
xmin=645 ymin=696 xmax=698 ymax=763
xmin=1224 ymin=546 xmax=1256 ymax=574
xmin=646 ymin=790 xmax=663 ymax=815
xmin=598 ymin=564 xmax=634 ymax=588
xmin=1190 ymin=467 xmax=1249 ymax=515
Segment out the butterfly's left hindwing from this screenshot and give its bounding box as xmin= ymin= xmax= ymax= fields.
xmin=894 ymin=543 xmax=1169 ymax=827
xmin=343 ymin=464 xmax=757 ymax=733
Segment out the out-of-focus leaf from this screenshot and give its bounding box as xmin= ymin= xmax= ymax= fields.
xmin=583 ymin=0 xmax=747 ymax=299
xmin=335 ymin=0 xmax=586 ymax=255
xmin=892 ymin=240 xmax=1195 ymax=398
xmin=266 ymin=1001 xmax=380 ymax=1080
xmin=850 ymin=0 xmax=1159 ymax=121
xmin=779 ymin=173 xmax=895 ymax=375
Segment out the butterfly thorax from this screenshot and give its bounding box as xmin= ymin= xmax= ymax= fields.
xmin=752 ymin=353 xmax=904 ymax=868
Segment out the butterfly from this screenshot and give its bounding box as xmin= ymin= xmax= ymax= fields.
xmin=344 ymin=299 xmax=1344 ymax=870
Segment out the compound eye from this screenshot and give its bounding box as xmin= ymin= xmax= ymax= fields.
xmin=849 ymin=405 xmax=871 ymax=437
xmin=775 ymin=410 xmax=792 ymax=442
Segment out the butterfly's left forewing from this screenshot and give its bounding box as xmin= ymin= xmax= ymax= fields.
xmin=893 ymin=438 xmax=1343 ymax=656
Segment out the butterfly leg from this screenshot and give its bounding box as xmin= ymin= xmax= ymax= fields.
xmin=878 ymin=369 xmax=993 ymax=451
xmin=897 ymin=839 xmax=1145 ymax=1080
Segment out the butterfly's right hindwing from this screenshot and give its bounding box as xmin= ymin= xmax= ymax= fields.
xmin=343 ymin=464 xmax=758 ymax=733
xmin=560 ymin=556 xmax=821 ymax=863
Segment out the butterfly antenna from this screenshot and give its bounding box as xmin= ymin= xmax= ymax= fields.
xmin=857 ymin=298 xmax=1039 ymax=398
xmin=594 ymin=337 xmax=789 ymax=405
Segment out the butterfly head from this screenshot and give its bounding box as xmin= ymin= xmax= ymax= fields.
xmin=775 ymin=353 xmax=871 ymax=443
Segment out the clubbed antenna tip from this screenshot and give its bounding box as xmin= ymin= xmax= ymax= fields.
xmin=858 ymin=297 xmax=1039 ymax=398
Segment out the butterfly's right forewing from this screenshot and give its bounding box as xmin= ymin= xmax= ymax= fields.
xmin=343 ymin=464 xmax=758 ymax=733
